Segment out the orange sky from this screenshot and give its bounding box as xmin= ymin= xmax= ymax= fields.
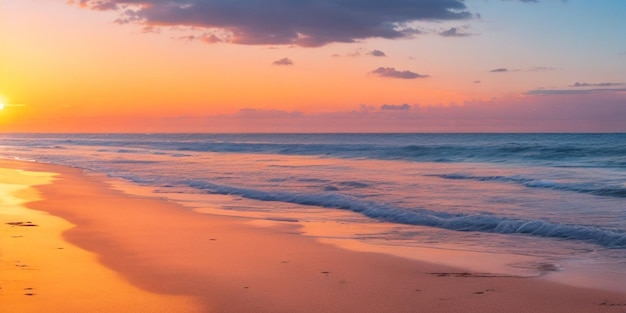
xmin=1 ymin=0 xmax=625 ymax=132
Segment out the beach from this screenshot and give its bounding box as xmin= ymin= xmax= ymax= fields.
xmin=3 ymin=0 xmax=625 ymax=310
xmin=1 ymin=158 xmax=625 ymax=312
xmin=3 ymin=0 xmax=626 ymax=310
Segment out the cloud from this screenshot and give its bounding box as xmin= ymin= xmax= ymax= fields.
xmin=570 ymin=82 xmax=624 ymax=87
xmin=371 ymin=67 xmax=428 ymax=79
xmin=187 ymin=92 xmax=626 ymax=133
xmin=528 ymin=66 xmax=556 ymax=72
xmin=381 ymin=103 xmax=411 ymax=110
xmin=273 ymin=57 xmax=294 ymax=66
xmin=237 ymin=108 xmax=302 ymax=118
xmin=526 ymin=88 xmax=626 ymax=95
xmin=68 ymin=0 xmax=116 ymax=10
xmin=72 ymin=0 xmax=472 ymax=46
xmin=368 ymin=50 xmax=387 ymax=57
xmin=489 ymin=68 xmax=509 ymax=73
xmin=62 ymin=93 xmax=625 ymax=133
xmin=490 ymin=67 xmax=554 ymax=73
xmin=439 ymin=27 xmax=471 ymax=37
xmin=338 ymin=49 xmax=387 ymax=57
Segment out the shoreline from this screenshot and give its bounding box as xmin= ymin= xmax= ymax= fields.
xmin=108 ymin=177 xmax=626 ymax=294
xmin=0 ymin=159 xmax=201 ymax=313
xmin=2 ymin=159 xmax=625 ymax=312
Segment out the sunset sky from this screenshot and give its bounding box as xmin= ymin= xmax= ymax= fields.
xmin=1 ymin=0 xmax=625 ymax=132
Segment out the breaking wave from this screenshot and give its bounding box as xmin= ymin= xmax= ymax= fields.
xmin=184 ymin=180 xmax=626 ymax=248
xmin=432 ymin=174 xmax=626 ymax=198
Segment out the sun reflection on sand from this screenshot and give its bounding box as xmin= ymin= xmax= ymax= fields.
xmin=0 ymin=165 xmax=201 ymax=313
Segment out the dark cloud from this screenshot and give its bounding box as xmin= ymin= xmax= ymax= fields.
xmin=72 ymin=0 xmax=472 ymax=46
xmin=381 ymin=103 xmax=411 ymax=110
xmin=371 ymin=67 xmax=428 ymax=79
xmin=489 ymin=68 xmax=509 ymax=73
xmin=571 ymin=82 xmax=624 ymax=87
xmin=526 ymin=88 xmax=626 ymax=95
xmin=369 ymin=50 xmax=387 ymax=57
xmin=273 ymin=57 xmax=294 ymax=66
xmin=439 ymin=27 xmax=471 ymax=37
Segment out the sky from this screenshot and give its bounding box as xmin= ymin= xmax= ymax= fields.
xmin=1 ymin=0 xmax=625 ymax=132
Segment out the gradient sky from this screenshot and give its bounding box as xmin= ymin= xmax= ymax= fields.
xmin=1 ymin=0 xmax=625 ymax=132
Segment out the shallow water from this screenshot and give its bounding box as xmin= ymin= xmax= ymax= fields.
xmin=1 ymin=133 xmax=624 ymax=291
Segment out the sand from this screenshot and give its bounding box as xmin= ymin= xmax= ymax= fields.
xmin=1 ymin=158 xmax=624 ymax=313
xmin=0 ymin=161 xmax=201 ymax=313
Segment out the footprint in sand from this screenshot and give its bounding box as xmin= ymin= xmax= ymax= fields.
xmin=15 ymin=261 xmax=29 ymax=268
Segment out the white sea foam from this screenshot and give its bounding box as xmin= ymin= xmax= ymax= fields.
xmin=181 ymin=179 xmax=626 ymax=248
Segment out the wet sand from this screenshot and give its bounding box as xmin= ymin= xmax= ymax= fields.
xmin=1 ymin=159 xmax=625 ymax=312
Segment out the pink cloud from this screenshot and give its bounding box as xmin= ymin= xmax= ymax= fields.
xmin=160 ymin=92 xmax=626 ymax=133
xmin=44 ymin=93 xmax=624 ymax=133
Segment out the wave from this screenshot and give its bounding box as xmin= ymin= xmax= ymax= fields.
xmin=183 ymin=180 xmax=626 ymax=248
xmin=3 ymin=133 xmax=625 ymax=168
xmin=164 ymin=142 xmax=626 ymax=166
xmin=432 ymin=174 xmax=626 ymax=198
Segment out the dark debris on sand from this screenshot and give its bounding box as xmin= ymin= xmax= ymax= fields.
xmin=7 ymin=221 xmax=38 ymax=227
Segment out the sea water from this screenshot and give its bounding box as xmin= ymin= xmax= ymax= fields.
xmin=1 ymin=133 xmax=624 ymax=291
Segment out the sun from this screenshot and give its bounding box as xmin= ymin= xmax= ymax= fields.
xmin=0 ymin=103 xmax=4 ymax=110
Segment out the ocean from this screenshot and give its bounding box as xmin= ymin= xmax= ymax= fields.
xmin=1 ymin=133 xmax=624 ymax=290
